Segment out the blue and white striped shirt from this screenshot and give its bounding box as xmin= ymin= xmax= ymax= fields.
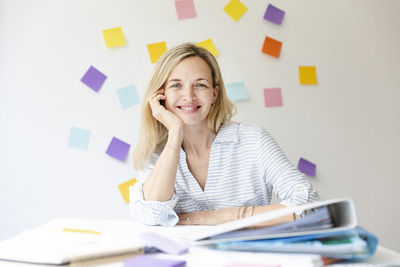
xmin=129 ymin=122 xmax=319 ymax=226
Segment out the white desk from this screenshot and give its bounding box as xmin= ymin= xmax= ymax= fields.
xmin=1 ymin=219 xmax=399 ymax=267
xmin=1 ymin=246 xmax=399 ymax=267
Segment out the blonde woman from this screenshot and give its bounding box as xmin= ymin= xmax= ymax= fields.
xmin=130 ymin=43 xmax=319 ymax=226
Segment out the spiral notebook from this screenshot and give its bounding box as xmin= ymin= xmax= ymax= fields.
xmin=0 ymin=223 xmax=144 ymax=265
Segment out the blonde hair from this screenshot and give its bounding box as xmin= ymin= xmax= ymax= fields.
xmin=133 ymin=43 xmax=236 ymax=170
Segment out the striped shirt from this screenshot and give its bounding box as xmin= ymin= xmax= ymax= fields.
xmin=129 ymin=122 xmax=320 ymax=226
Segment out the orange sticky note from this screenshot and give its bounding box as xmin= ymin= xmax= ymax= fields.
xmin=299 ymin=66 xmax=318 ymax=85
xmin=102 ymin=27 xmax=126 ymax=48
xmin=196 ymin=39 xmax=218 ymax=57
xmin=223 ymin=0 xmax=248 ymax=22
xmin=262 ymin=36 xmax=282 ymax=58
xmin=118 ymin=178 xmax=137 ymax=204
xmin=147 ymin=41 xmax=167 ymax=63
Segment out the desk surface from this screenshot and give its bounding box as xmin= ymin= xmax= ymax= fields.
xmin=1 ymin=246 xmax=399 ymax=267
xmin=1 ymin=219 xmax=400 ymax=267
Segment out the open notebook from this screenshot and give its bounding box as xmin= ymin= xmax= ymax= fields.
xmin=178 ymin=198 xmax=357 ymax=245
xmin=0 ymin=223 xmax=144 ymax=265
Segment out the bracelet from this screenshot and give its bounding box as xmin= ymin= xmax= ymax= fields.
xmin=241 ymin=206 xmax=248 ymax=219
xmin=237 ymin=207 xmax=243 ymax=220
xmin=250 ymin=206 xmax=255 ymax=217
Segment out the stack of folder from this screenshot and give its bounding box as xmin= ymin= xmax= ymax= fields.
xmin=177 ymin=198 xmax=378 ymax=262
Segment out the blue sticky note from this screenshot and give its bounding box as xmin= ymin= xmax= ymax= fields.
xmin=117 ymin=85 xmax=140 ymax=109
xmin=68 ymin=127 xmax=91 ymax=150
xmin=124 ymin=255 xmax=185 ymax=267
xmin=226 ymin=82 xmax=248 ymax=101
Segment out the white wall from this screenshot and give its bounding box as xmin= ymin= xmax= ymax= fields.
xmin=1 ymin=0 xmax=399 ymax=251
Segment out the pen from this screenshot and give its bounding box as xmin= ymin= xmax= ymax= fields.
xmin=62 ymin=228 xmax=102 ymax=235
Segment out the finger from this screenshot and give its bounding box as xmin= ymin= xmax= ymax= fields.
xmin=151 ymin=89 xmax=164 ymax=98
xmin=150 ymin=93 xmax=166 ymax=103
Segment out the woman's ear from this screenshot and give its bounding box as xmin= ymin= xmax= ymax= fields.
xmin=212 ymin=85 xmax=219 ymax=103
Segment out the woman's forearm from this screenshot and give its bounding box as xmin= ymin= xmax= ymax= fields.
xmin=250 ymin=204 xmax=296 ymax=228
xmin=142 ymin=129 xmax=183 ymax=202
xmin=178 ymin=204 xmax=297 ymax=226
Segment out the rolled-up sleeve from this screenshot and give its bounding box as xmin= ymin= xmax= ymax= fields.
xmin=129 ymin=181 xmax=179 ymax=226
xmin=129 ymin=155 xmax=179 ymax=226
xmin=257 ymin=128 xmax=320 ymax=213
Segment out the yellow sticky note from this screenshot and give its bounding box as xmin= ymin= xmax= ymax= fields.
xmin=102 ymin=27 xmax=126 ymax=48
xmin=196 ymin=39 xmax=219 ymax=57
xmin=223 ymin=0 xmax=248 ymax=22
xmin=299 ymin=66 xmax=318 ymax=85
xmin=118 ymin=178 xmax=137 ymax=204
xmin=147 ymin=41 xmax=167 ymax=63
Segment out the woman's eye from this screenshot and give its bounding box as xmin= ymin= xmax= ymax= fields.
xmin=196 ymin=83 xmax=208 ymax=88
xmin=170 ymin=84 xmax=181 ymax=88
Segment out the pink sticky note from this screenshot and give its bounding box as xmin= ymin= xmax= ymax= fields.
xmin=264 ymin=88 xmax=283 ymax=107
xmin=175 ymin=0 xmax=197 ymax=19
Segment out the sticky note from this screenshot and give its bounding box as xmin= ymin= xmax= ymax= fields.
xmin=117 ymin=85 xmax=140 ymax=109
xmin=118 ymin=178 xmax=137 ymax=204
xmin=226 ymin=82 xmax=248 ymax=101
xmin=264 ymin=88 xmax=283 ymax=107
xmin=80 ymin=66 xmax=107 ymax=92
xmin=68 ymin=127 xmax=91 ymax=150
xmin=106 ymin=137 xmax=131 ymax=161
xmin=299 ymin=66 xmax=318 ymax=85
xmin=196 ymin=38 xmax=218 ymax=57
xmin=102 ymin=26 xmax=126 ymax=48
xmin=298 ymin=157 xmax=316 ymax=177
xmin=147 ymin=41 xmax=167 ymax=63
xmin=264 ymin=4 xmax=285 ymax=25
xmin=124 ymin=256 xmax=186 ymax=267
xmin=262 ymin=36 xmax=282 ymax=58
xmin=223 ymin=0 xmax=248 ymax=22
xmin=175 ymin=0 xmax=197 ymax=19
xmin=141 ymin=233 xmax=189 ymax=255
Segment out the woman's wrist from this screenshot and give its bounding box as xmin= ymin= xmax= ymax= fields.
xmin=167 ymin=126 xmax=184 ymax=148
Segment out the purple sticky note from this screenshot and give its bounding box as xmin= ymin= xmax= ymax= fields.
xmin=175 ymin=0 xmax=197 ymax=20
xmin=141 ymin=233 xmax=189 ymax=255
xmin=264 ymin=4 xmax=285 ymax=25
xmin=298 ymin=157 xmax=316 ymax=177
xmin=80 ymin=66 xmax=107 ymax=92
xmin=124 ymin=255 xmax=185 ymax=267
xmin=106 ymin=137 xmax=130 ymax=161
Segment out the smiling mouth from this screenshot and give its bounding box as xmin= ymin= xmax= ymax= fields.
xmin=177 ymin=105 xmax=201 ymax=111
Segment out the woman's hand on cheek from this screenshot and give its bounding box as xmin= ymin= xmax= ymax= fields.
xmin=149 ymin=89 xmax=183 ymax=132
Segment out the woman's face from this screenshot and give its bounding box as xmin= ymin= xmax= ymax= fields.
xmin=164 ymin=56 xmax=219 ymax=127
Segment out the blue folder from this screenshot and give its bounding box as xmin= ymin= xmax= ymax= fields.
xmin=215 ymin=227 xmax=378 ymax=261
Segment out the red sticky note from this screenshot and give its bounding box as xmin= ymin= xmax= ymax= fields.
xmin=264 ymin=88 xmax=283 ymax=107
xmin=262 ymin=36 xmax=282 ymax=58
xmin=175 ymin=0 xmax=197 ymax=19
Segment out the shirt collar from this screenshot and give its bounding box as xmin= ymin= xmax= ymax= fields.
xmin=214 ymin=121 xmax=239 ymax=144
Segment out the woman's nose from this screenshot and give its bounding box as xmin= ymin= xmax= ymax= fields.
xmin=182 ymin=86 xmax=196 ymax=102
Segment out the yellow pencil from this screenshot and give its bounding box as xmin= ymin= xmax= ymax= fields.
xmin=62 ymin=228 xmax=101 ymax=235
